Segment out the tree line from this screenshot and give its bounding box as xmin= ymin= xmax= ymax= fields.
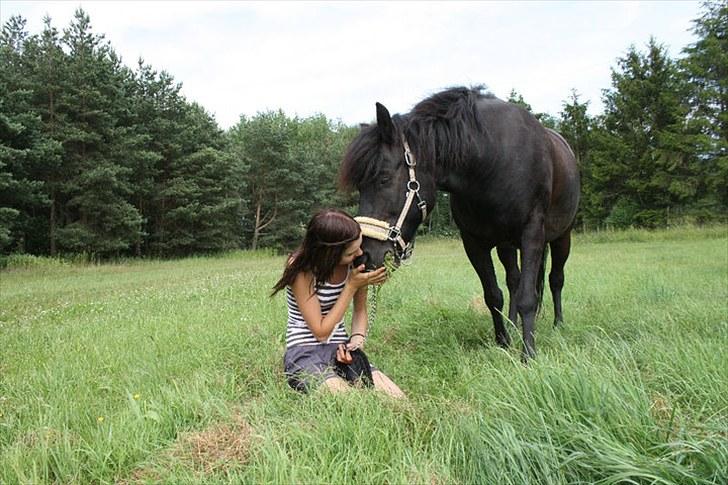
xmin=1 ymin=3 xmax=725 ymax=259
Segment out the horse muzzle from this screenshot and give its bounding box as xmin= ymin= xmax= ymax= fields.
xmin=355 ymin=239 xmax=398 ymax=272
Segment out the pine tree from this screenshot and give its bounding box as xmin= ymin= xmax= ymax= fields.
xmin=0 ymin=16 xmax=30 ymax=251
xmin=159 ymin=102 xmax=243 ymax=255
xmin=55 ymin=9 xmax=142 ymax=256
xmin=559 ymin=91 xmax=591 ymax=164
xmin=2 ymin=9 xmax=248 ymax=258
xmin=682 ymin=0 xmax=728 ymax=216
xmin=112 ymin=60 xmax=163 ymax=256
xmin=133 ymin=67 xmax=188 ymax=257
xmin=22 ymin=16 xmax=68 ymax=255
xmin=592 ymin=38 xmax=695 ymax=227
xmin=0 ymin=15 xmax=49 ymax=253
xmin=558 ymin=90 xmax=596 ymax=228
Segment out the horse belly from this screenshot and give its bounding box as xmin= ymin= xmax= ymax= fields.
xmin=451 ymin=195 xmax=521 ymax=246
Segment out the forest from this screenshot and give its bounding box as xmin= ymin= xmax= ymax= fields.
xmin=1 ymin=1 xmax=725 ymax=258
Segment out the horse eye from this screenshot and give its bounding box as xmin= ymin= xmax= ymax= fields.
xmin=379 ymin=177 xmax=391 ymax=186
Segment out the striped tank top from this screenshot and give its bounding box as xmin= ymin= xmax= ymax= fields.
xmin=285 ymin=273 xmax=350 ymax=348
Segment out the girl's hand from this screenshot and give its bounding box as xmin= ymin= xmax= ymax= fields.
xmin=348 ymin=265 xmax=388 ymax=290
xmin=346 ymin=334 xmax=366 ymax=351
xmin=336 ymin=343 xmax=353 ymax=364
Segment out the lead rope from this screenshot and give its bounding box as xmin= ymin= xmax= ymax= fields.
xmin=367 ymin=283 xmax=381 ymax=336
xmin=365 ymin=253 xmax=399 ymax=337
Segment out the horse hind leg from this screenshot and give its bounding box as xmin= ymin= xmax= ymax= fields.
xmin=549 ymin=231 xmax=572 ymax=327
xmin=496 ymin=245 xmax=520 ymax=326
xmin=517 ymin=211 xmax=547 ymax=361
xmin=461 ymin=232 xmax=510 ymax=348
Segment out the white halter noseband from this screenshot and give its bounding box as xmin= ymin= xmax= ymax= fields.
xmin=355 ymin=135 xmax=428 ymax=261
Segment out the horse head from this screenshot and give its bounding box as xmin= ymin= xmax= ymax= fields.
xmin=340 ymin=102 xmax=436 ymax=271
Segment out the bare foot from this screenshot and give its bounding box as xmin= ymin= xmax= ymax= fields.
xmin=372 ymin=371 xmax=406 ymax=399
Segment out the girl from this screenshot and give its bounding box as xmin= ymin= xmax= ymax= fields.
xmin=272 ymin=209 xmax=405 ymax=397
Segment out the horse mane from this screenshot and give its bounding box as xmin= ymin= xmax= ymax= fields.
xmin=339 ymin=86 xmax=494 ymax=190
xmin=408 ymin=86 xmax=493 ymax=170
xmin=338 ymin=123 xmax=382 ymax=190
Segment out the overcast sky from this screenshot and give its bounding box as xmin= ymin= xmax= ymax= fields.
xmin=2 ymin=1 xmax=702 ymax=129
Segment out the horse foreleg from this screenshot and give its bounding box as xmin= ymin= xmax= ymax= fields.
xmin=518 ymin=213 xmax=546 ymax=361
xmin=549 ymin=231 xmax=572 ymax=327
xmin=461 ymin=233 xmax=510 ymax=348
xmin=496 ymin=245 xmax=520 ymax=326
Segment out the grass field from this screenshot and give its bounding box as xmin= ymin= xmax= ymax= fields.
xmin=1 ymin=226 xmax=726 ymax=484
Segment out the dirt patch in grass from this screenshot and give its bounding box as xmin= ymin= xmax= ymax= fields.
xmin=117 ymin=411 xmax=254 ymax=483
xmin=650 ymin=393 xmax=673 ymax=423
xmin=171 ymin=411 xmax=253 ymax=474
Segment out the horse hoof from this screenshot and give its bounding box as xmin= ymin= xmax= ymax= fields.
xmin=496 ymin=335 xmax=510 ymax=349
xmin=521 ymin=346 xmax=536 ymax=364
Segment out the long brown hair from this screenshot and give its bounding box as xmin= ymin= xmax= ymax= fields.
xmin=271 ymin=209 xmax=361 ymax=296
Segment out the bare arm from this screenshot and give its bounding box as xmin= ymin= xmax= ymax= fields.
xmin=291 ymin=266 xmax=386 ymax=342
xmin=347 ymin=287 xmax=368 ymax=350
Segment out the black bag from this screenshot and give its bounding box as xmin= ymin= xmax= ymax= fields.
xmin=334 ymin=347 xmax=374 ymax=388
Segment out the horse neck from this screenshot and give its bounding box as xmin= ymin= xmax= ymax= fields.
xmin=430 ymin=147 xmax=496 ymax=194
xmin=408 ymin=120 xmax=494 ymax=193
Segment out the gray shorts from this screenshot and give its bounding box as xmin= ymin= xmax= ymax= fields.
xmin=283 ymin=343 xmax=376 ymax=393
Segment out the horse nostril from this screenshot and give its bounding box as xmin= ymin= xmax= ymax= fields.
xmin=353 ymin=253 xmax=368 ymax=268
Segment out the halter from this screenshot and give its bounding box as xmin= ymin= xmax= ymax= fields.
xmin=355 ymin=135 xmax=428 ymax=262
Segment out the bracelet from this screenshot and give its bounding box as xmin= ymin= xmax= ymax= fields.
xmin=350 ymin=332 xmax=367 ymax=340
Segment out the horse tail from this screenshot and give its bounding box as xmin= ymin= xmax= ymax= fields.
xmin=536 ymin=244 xmax=549 ymax=316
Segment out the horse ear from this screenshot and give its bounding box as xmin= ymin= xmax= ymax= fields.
xmin=375 ymin=102 xmax=395 ymax=145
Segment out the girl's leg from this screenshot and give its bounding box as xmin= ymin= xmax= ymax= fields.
xmin=372 ymin=371 xmax=406 ymax=399
xmin=322 ymin=376 xmax=351 ymax=393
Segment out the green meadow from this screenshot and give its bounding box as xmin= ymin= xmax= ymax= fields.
xmin=1 ymin=226 xmax=726 ymax=484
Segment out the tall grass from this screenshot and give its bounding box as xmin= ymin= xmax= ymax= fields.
xmin=1 ymin=226 xmax=726 ymax=483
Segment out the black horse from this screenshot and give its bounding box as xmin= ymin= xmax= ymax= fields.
xmin=339 ymin=87 xmax=580 ymax=360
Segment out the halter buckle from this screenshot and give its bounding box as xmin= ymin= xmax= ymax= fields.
xmin=387 ymin=226 xmax=401 ymax=242
xmin=405 ymin=150 xmax=416 ymax=167
xmin=400 ymin=241 xmax=415 ymax=263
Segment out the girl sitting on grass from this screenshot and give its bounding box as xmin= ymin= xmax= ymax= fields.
xmin=271 ymin=209 xmax=405 ymax=398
